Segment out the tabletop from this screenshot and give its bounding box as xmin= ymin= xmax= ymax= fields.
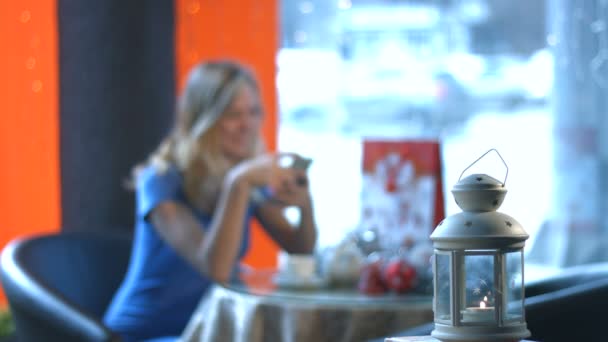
xmin=181 ymin=269 xmax=433 ymax=342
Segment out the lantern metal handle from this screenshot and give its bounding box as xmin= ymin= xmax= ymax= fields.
xmin=458 ymin=148 xmax=509 ymax=187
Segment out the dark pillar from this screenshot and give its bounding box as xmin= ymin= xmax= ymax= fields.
xmin=58 ymin=0 xmax=175 ymax=233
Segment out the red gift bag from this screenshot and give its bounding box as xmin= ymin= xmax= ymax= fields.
xmin=361 ymin=140 xmax=445 ymax=252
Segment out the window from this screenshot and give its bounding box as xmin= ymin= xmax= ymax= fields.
xmin=278 ymin=0 xmax=607 ymax=277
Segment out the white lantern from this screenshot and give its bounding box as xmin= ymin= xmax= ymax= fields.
xmin=430 ymin=150 xmax=531 ymax=342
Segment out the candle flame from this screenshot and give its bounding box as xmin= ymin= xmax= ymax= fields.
xmin=480 ymin=301 xmax=486 ymax=308
xmin=483 ymin=296 xmax=488 ymax=301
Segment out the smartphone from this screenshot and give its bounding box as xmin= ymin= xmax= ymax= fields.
xmin=291 ymin=156 xmax=312 ymax=186
xmin=292 ymin=157 xmax=312 ymax=171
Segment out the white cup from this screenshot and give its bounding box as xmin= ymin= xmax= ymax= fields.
xmin=277 ymin=251 xmax=316 ymax=279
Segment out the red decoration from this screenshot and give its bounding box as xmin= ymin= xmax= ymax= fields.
xmin=357 ymin=261 xmax=388 ymax=295
xmin=383 ymin=258 xmax=417 ymax=293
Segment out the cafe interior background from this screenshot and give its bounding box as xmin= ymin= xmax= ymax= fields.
xmin=1 ymin=0 xmax=607 ymax=327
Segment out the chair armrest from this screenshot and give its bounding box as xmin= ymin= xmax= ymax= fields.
xmin=1 ymin=239 xmax=121 ymax=342
xmin=525 ymin=277 xmax=608 ymax=341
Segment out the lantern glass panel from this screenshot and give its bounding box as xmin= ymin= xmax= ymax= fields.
xmin=434 ymin=252 xmax=451 ymax=322
xmin=504 ymin=250 xmax=524 ymax=324
xmin=461 ymin=252 xmax=496 ymax=324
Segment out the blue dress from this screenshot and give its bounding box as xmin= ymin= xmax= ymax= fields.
xmin=103 ymin=165 xmax=253 ymax=341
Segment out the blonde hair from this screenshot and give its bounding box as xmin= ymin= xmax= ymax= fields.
xmin=137 ymin=60 xmax=265 ymax=211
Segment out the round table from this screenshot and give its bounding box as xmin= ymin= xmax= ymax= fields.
xmin=181 ymin=269 xmax=433 ymax=342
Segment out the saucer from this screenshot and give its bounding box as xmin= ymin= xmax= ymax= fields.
xmin=272 ymin=272 xmax=326 ymax=290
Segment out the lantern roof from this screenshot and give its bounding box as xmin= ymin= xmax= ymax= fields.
xmin=453 ymin=173 xmax=504 ymax=191
xmin=430 ymin=211 xmax=528 ymax=249
xmin=431 ymin=173 xmax=529 ymax=249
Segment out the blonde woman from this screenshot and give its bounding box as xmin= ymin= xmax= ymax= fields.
xmin=104 ymin=61 xmax=317 ymax=341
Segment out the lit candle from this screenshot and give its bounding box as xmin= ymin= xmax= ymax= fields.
xmin=462 ymin=296 xmax=495 ymax=322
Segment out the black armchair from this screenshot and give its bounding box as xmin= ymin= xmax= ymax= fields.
xmin=524 ymin=263 xmax=608 ymax=341
xmin=373 ymin=262 xmax=608 ymax=342
xmin=0 ymin=231 xmax=132 ymax=342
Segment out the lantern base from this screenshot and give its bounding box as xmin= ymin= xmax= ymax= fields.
xmin=431 ymin=323 xmax=530 ymax=342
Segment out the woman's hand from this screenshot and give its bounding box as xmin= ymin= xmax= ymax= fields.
xmin=271 ymin=167 xmax=312 ymax=209
xmin=227 ymin=153 xmax=312 ymax=208
xmin=227 ymin=153 xmax=282 ymax=188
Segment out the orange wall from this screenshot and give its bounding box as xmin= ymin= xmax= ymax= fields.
xmin=0 ymin=1 xmax=61 ymax=305
xmin=175 ymin=0 xmax=280 ymax=268
xmin=0 ymin=1 xmax=278 ymax=306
